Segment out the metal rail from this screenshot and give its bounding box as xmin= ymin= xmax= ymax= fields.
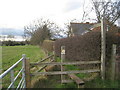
xmin=8 ymin=67 xmax=24 ymax=89
xmin=0 ymin=54 xmax=26 ymax=89
xmin=0 ymin=57 xmax=24 ymax=79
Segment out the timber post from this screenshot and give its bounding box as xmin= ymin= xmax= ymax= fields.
xmin=24 ymin=57 xmax=31 ymax=88
xmin=116 ymin=60 xmax=119 ymax=80
xmin=61 ymin=46 xmax=65 ymax=84
xmin=101 ymin=17 xmax=106 ymax=80
xmin=111 ymin=44 xmax=116 ymax=80
xmin=53 ymin=45 xmax=55 ymax=61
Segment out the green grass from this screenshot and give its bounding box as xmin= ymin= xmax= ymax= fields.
xmin=2 ymin=45 xmax=45 ymax=71
xmin=55 ymin=57 xmax=120 ymax=88
xmin=65 ymin=65 xmax=79 ymax=70
xmin=55 ymin=83 xmax=77 ymax=88
xmin=76 ymin=73 xmax=91 ymax=78
xmin=1 ymin=45 xmax=45 ymax=88
xmin=2 ymin=47 xmax=119 ymax=88
xmin=56 ymin=57 xmax=61 ymax=62
xmin=85 ymin=77 xmax=120 ymax=88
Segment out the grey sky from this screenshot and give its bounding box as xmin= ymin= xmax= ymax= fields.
xmin=64 ymin=0 xmax=83 ymax=12
xmin=0 ymin=0 xmax=94 ymax=29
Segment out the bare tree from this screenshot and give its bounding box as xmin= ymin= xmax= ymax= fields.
xmin=92 ymin=0 xmax=120 ymax=23
xmin=2 ymin=36 xmax=6 ymax=41
xmin=64 ymin=19 xmax=80 ymax=37
xmin=82 ymin=0 xmax=120 ymax=24
xmin=24 ymin=18 xmax=63 ymax=45
xmin=82 ymin=0 xmax=95 ymax=22
xmin=7 ymin=35 xmax=15 ymax=41
xmin=7 ymin=35 xmax=15 ymax=38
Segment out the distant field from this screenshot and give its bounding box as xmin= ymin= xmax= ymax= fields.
xmin=1 ymin=45 xmax=45 ymax=88
xmin=2 ymin=45 xmax=45 ymax=71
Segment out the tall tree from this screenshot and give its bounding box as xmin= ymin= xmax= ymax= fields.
xmin=24 ymin=18 xmax=63 ymax=45
xmin=92 ymin=0 xmax=120 ymax=24
xmin=82 ymin=0 xmax=120 ymax=24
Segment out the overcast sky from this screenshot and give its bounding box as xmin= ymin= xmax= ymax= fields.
xmin=0 ymin=0 xmax=96 ymax=29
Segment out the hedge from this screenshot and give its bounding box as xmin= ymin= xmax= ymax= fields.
xmin=1 ymin=41 xmax=26 ymax=46
xmin=42 ymin=40 xmax=54 ymax=53
xmin=54 ymin=28 xmax=120 ymax=61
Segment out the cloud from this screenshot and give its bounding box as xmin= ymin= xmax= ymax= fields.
xmin=0 ymin=0 xmax=94 ymax=29
xmin=64 ymin=0 xmax=83 ymax=12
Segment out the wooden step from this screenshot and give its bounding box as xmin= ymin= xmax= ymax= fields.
xmin=68 ymin=74 xmax=85 ymax=85
xmin=62 ymin=80 xmax=73 ymax=83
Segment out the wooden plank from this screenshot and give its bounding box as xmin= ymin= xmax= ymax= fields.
xmin=30 ymin=61 xmax=101 ymax=66
xmin=68 ymin=74 xmax=84 ymax=85
xmin=35 ymin=65 xmax=47 ymax=72
xmin=62 ymin=80 xmax=73 ymax=83
xmin=35 ymin=60 xmax=54 ymax=72
xmin=37 ymin=55 xmax=54 ymax=64
xmin=31 ymin=69 xmax=100 ymax=76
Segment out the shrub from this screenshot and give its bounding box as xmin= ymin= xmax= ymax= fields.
xmin=54 ymin=28 xmax=120 ymax=61
xmin=1 ymin=41 xmax=26 ymax=46
xmin=42 ymin=40 xmax=54 ymax=53
xmin=55 ymin=31 xmax=101 ymax=61
xmin=55 ymin=28 xmax=120 ymax=80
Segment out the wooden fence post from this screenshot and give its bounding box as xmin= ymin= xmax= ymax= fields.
xmin=25 ymin=58 xmax=31 ymax=88
xmin=111 ymin=44 xmax=116 ymax=80
xmin=53 ymin=46 xmax=55 ymax=61
xmin=101 ymin=17 xmax=106 ymax=80
xmin=116 ymin=61 xmax=119 ymax=80
xmin=61 ymin=46 xmax=65 ymax=84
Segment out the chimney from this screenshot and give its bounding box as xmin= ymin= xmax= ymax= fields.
xmin=86 ymin=22 xmax=89 ymax=24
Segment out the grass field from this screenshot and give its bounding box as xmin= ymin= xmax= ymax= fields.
xmin=1 ymin=45 xmax=45 ymax=88
xmin=1 ymin=46 xmax=120 ymax=88
xmin=2 ymin=45 xmax=45 ymax=71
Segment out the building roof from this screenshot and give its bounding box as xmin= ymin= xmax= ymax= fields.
xmin=70 ymin=22 xmax=94 ymax=35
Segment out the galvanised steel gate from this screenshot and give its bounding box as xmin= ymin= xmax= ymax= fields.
xmin=0 ymin=54 xmax=26 ymax=89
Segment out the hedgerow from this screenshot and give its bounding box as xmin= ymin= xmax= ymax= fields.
xmin=54 ymin=28 xmax=120 ymax=61
xmin=42 ymin=40 xmax=54 ymax=53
